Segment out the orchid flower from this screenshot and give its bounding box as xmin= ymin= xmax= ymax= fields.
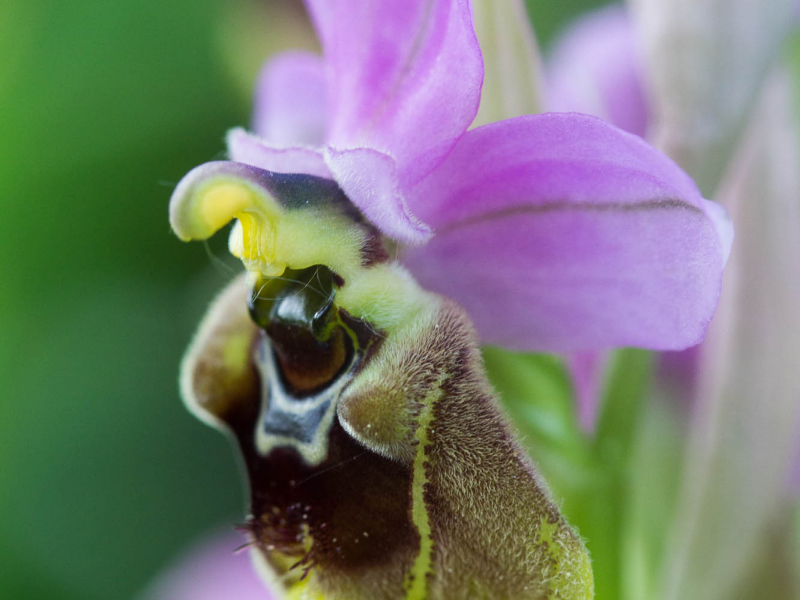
xmin=166 ymin=0 xmax=732 ymax=598
xmin=545 ymin=4 xmax=800 ymax=600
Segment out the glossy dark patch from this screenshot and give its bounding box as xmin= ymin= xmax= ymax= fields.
xmin=239 ymin=421 xmax=418 ymax=575
xmin=222 ymin=340 xmax=417 ymax=580
xmin=249 ymin=266 xmax=348 ymax=396
xmin=225 ymin=265 xmax=412 ymax=581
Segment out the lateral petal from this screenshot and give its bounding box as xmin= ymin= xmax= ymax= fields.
xmin=324 ymin=146 xmax=432 ymax=244
xmin=303 ymin=0 xmax=483 ymax=187
xmin=227 ymin=128 xmax=331 ymax=179
xmin=251 ymin=51 xmax=327 ymax=147
xmin=403 ymin=114 xmax=732 ymax=351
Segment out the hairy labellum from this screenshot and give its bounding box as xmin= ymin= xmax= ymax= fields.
xmin=172 ymin=165 xmax=593 ymax=599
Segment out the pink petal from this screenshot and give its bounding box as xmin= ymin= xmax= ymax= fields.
xmin=227 ymin=128 xmax=331 ymax=178
xmin=252 ymin=51 xmax=327 ymax=146
xmin=304 ymin=0 xmax=483 ymax=187
xmin=408 ymin=113 xmax=707 ymax=226
xmin=140 ymin=531 xmax=273 ymax=600
xmin=323 ymin=146 xmax=432 ymax=243
xmin=226 ymin=131 xmax=431 ymax=243
xmin=402 ymin=114 xmax=732 ymax=351
xmin=546 ymin=5 xmax=649 ymax=138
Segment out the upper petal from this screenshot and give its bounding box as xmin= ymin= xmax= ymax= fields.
xmin=227 ymin=128 xmax=331 ymax=179
xmin=408 ymin=113 xmax=705 ymax=227
xmin=252 ymin=51 xmax=327 ymax=146
xmin=227 ymin=130 xmax=432 ymax=244
xmin=304 ymin=0 xmax=483 ymax=187
xmin=546 ymin=5 xmax=649 ymax=138
xmin=323 ymin=145 xmax=432 ymax=244
xmin=402 ymin=114 xmax=732 ymax=351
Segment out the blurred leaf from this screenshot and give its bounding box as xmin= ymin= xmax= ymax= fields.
xmin=0 ymin=279 xmax=245 ymax=600
xmin=581 ymin=349 xmax=654 ymax=600
xmin=485 ymin=347 xmax=584 ymax=454
xmin=621 ymin=394 xmax=684 ymax=600
xmin=0 ymin=0 xmax=253 ymax=597
xmin=794 ymin=505 xmax=800 ymax=588
xmin=594 ymin=349 xmax=653 ymax=463
xmin=0 ymin=538 xmax=85 ymax=600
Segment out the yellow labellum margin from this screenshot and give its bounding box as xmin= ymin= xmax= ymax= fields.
xmin=170 ymin=160 xmax=594 ymax=599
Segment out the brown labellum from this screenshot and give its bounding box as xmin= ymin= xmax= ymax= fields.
xmin=181 ymin=268 xmax=593 ymax=600
xmin=172 ymin=167 xmax=592 ymax=599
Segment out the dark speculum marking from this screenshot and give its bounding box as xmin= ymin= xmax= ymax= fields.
xmin=222 ymin=265 xmax=413 ymax=586
xmin=248 ymin=266 xmax=360 ymax=462
xmin=253 ymin=331 xmax=359 ymax=463
xmin=241 ymin=422 xmax=418 ymax=585
xmin=256 ymin=339 xmax=338 ymax=445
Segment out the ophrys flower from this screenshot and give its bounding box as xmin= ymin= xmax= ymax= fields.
xmin=167 ymin=1 xmax=733 ymax=598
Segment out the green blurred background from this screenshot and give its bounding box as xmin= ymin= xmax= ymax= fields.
xmin=0 ymin=1 xmax=616 ymax=598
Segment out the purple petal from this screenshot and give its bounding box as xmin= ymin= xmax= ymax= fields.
xmin=323 ymin=146 xmax=432 ymax=243
xmin=227 ymin=128 xmax=331 ymax=178
xmin=226 ymin=131 xmax=431 ymax=243
xmin=304 ymin=0 xmax=483 ymax=187
xmin=408 ymin=113 xmax=710 ymax=226
xmin=402 ymin=114 xmax=732 ymax=351
xmin=139 ymin=531 xmax=273 ymax=600
xmin=546 ymin=5 xmax=649 ymax=138
xmin=252 ymin=51 xmax=327 ymax=146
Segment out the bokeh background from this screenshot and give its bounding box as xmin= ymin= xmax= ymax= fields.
xmin=1 ymin=1 xmax=797 ymax=599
